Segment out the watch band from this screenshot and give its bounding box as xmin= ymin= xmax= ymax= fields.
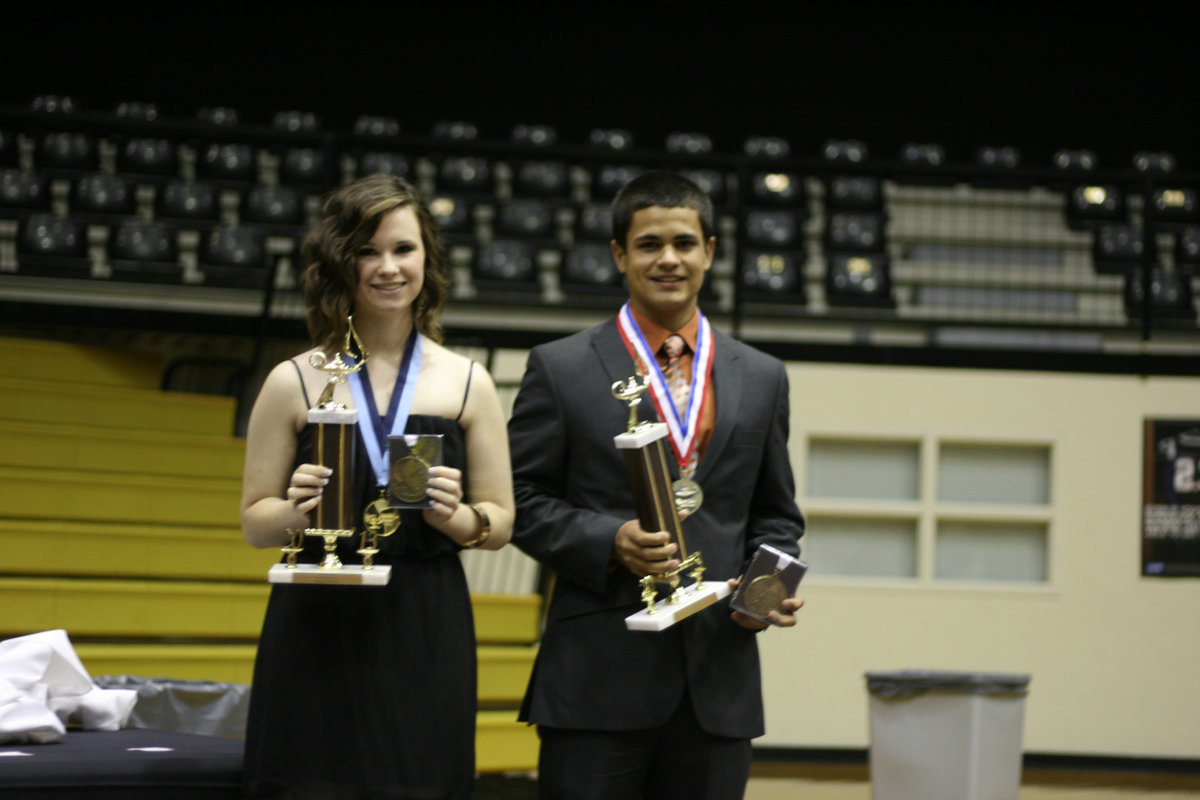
xmin=462 ymin=503 xmax=491 ymax=549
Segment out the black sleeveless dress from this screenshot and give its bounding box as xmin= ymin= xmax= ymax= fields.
xmin=243 ymin=414 xmax=476 ymax=799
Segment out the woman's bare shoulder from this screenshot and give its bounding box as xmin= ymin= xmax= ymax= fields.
xmin=420 ymin=337 xmax=472 ymax=367
xmin=255 ymin=350 xmax=326 ymax=413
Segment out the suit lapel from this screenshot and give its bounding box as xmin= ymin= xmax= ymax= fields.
xmin=591 ymin=318 xmax=644 ymax=392
xmin=695 ymin=330 xmax=743 ymax=482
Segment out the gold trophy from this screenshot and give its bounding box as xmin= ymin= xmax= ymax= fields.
xmin=268 ymin=317 xmax=393 ymax=586
xmin=613 ymin=366 xmax=730 ymax=631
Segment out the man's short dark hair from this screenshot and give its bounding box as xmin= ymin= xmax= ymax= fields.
xmin=611 ymin=171 xmax=715 ymax=248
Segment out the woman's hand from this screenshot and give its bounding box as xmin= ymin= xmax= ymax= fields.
xmin=423 ymin=465 xmax=463 ymax=527
xmin=286 ymin=464 xmax=332 ymax=514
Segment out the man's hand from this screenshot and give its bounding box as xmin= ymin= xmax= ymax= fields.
xmin=727 ymin=576 xmax=806 ymax=631
xmin=613 ymin=519 xmax=679 ymax=578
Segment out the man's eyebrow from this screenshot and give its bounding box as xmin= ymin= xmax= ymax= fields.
xmin=633 ymin=232 xmax=700 ymax=241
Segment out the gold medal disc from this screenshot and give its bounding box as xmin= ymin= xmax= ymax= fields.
xmin=363 ymin=496 xmax=402 ymax=537
xmin=743 ymin=571 xmax=787 ymax=619
xmin=390 ymin=455 xmax=431 ymax=504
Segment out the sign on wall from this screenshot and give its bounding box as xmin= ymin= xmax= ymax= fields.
xmin=1143 ymin=418 xmax=1200 ymax=577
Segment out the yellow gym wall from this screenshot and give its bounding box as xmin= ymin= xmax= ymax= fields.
xmin=755 ymin=361 xmax=1199 ymax=758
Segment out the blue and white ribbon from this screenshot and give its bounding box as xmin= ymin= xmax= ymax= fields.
xmin=616 ymin=302 xmax=713 ymax=471
xmin=346 ymin=332 xmax=422 ymax=486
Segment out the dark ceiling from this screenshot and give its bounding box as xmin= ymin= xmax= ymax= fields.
xmin=4 ymin=9 xmax=1196 ymax=168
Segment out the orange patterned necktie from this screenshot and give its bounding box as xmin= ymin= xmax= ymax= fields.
xmin=660 ymin=334 xmax=698 ymax=476
xmin=660 ymin=334 xmax=689 ymax=420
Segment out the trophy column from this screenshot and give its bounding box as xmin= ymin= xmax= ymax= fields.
xmin=310 ymin=408 xmax=356 ymax=540
xmin=303 ymin=405 xmax=362 ymax=572
xmin=268 ymin=327 xmax=392 ymax=587
xmin=612 ymin=374 xmax=730 ymax=631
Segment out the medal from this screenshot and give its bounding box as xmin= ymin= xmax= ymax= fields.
xmin=363 ymin=491 xmax=402 ymax=537
xmin=387 ymin=434 xmax=441 ymax=507
xmin=672 ymin=478 xmax=704 ymax=514
xmin=390 ymin=453 xmax=431 ymax=504
xmin=743 ymin=569 xmax=787 ymax=618
xmin=348 ymin=330 xmax=423 ymax=511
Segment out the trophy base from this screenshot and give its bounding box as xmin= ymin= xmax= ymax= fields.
xmin=625 ymin=581 xmax=731 ymax=632
xmin=268 ymin=563 xmax=392 ymax=587
xmin=613 ymin=421 xmax=669 ymax=450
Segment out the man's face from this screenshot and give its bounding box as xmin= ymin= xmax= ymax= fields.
xmin=611 ymin=205 xmax=715 ymax=328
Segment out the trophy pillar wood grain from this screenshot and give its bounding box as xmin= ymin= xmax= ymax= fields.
xmin=611 ymin=373 xmax=730 ymax=631
xmin=620 ymin=426 xmax=686 ymax=557
xmin=311 ymin=408 xmax=356 ymax=535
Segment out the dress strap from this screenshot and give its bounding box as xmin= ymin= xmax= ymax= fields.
xmin=289 ymin=359 xmax=312 ymax=409
xmin=456 ymin=361 xmax=475 ymax=422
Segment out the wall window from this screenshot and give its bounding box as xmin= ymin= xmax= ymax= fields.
xmin=802 ymin=436 xmax=1052 ymax=584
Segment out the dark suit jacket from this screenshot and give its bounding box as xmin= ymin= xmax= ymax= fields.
xmin=508 ymin=317 xmax=804 ymax=739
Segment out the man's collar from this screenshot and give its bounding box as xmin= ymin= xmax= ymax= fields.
xmin=629 ymin=305 xmax=700 ymax=353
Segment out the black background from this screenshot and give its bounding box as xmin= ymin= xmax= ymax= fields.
xmin=3 ymin=8 xmax=1196 ymax=168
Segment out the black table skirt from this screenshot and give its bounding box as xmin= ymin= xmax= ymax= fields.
xmin=0 ymin=728 xmax=242 ymax=799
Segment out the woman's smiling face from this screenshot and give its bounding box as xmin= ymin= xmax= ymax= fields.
xmin=353 ymin=205 xmax=425 ymax=320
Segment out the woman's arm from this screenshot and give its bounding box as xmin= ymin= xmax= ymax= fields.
xmin=240 ymin=360 xmax=321 ymax=549
xmin=423 ymin=363 xmax=514 ymax=551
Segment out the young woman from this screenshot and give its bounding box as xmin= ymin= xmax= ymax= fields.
xmin=240 ymin=174 xmax=514 ymax=799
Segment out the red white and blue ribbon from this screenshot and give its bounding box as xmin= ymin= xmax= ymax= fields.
xmin=346 ymin=332 xmax=422 ymax=487
xmin=616 ymin=302 xmax=713 ymax=473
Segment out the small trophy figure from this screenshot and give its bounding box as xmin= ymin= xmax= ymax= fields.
xmin=269 ymin=317 xmax=392 ymax=587
xmin=612 ymin=364 xmax=730 ymax=631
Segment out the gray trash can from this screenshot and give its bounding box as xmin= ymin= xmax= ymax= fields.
xmin=93 ymin=676 xmax=251 ymax=739
xmin=865 ymin=670 xmax=1030 ymax=800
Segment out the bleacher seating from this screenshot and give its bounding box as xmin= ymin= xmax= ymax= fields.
xmin=0 ymin=95 xmax=1195 ymax=363
xmin=1 ymin=168 xmax=51 ymax=214
xmin=71 ymin=173 xmax=138 ymax=221
xmin=17 ymin=213 xmax=91 ymax=277
xmin=0 ymin=336 xmax=539 ymax=771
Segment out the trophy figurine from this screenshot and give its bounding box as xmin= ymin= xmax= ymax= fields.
xmin=268 ymin=317 xmax=393 ymax=587
xmin=613 ymin=366 xmax=730 ymax=631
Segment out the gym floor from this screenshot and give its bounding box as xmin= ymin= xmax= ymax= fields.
xmin=745 ymin=762 xmax=1200 ymax=799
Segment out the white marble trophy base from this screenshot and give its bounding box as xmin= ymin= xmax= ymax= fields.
xmin=613 ymin=421 xmax=669 ymax=450
xmin=268 ymin=563 xmax=391 ymax=586
xmin=625 ymin=580 xmax=732 ymax=631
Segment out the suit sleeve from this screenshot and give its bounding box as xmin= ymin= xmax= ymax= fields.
xmin=507 ymin=346 xmax=627 ymax=595
xmin=743 ymin=361 xmax=805 ymax=566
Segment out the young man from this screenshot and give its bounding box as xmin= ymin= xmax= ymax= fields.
xmin=508 ymin=171 xmax=805 ymax=800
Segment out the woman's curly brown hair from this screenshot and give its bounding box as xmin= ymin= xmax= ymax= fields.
xmin=301 ymin=174 xmax=449 ymax=354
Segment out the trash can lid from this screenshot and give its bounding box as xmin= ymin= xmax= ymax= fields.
xmin=865 ymin=669 xmax=1031 ymax=698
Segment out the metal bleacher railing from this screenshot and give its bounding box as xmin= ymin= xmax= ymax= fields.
xmin=1 ymin=100 xmax=1198 ymax=382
